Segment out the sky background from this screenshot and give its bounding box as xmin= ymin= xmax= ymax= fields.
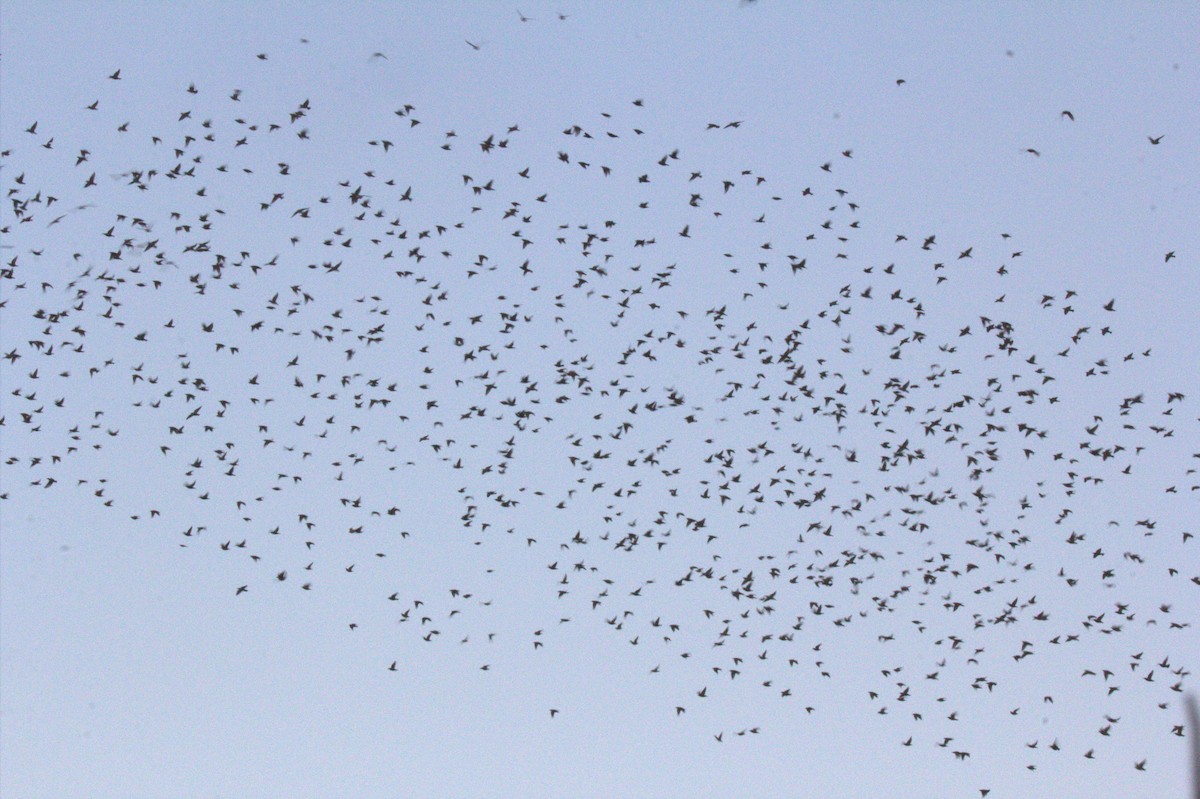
xmin=2 ymin=2 xmax=1199 ymax=798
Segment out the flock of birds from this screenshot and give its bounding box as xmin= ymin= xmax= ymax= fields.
xmin=2 ymin=30 xmax=1196 ymax=795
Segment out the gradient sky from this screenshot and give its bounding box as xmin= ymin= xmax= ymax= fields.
xmin=2 ymin=3 xmax=1198 ymax=798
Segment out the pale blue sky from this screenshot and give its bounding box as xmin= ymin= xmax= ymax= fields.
xmin=2 ymin=3 xmax=1198 ymax=798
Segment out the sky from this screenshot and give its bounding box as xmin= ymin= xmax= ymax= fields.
xmin=2 ymin=2 xmax=1198 ymax=798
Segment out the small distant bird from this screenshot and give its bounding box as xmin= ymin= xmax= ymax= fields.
xmin=1061 ymin=110 xmax=1074 ymax=120
xmin=1148 ymin=135 xmax=1163 ymax=145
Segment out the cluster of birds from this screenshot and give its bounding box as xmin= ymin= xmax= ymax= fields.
xmin=2 ymin=38 xmax=1195 ymax=794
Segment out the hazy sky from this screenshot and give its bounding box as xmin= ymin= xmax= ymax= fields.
xmin=2 ymin=3 xmax=1198 ymax=798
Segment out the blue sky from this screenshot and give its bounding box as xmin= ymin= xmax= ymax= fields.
xmin=2 ymin=2 xmax=1198 ymax=797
